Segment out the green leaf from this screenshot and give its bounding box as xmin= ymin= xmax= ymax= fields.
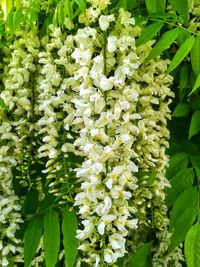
xmin=189 ymin=111 xmax=200 ymax=139
xmin=0 ymin=97 xmax=6 ymax=108
xmin=189 ymin=72 xmax=200 ymax=96
xmin=136 ymin=22 xmax=164 ymax=47
xmin=127 ymin=0 xmax=138 ymax=10
xmin=167 ymin=36 xmax=195 ymax=74
xmin=1 ymin=0 xmax=12 ymax=20
xmin=6 ymin=11 xmax=13 ymax=34
xmin=166 ymin=168 xmax=195 ymax=207
xmin=170 ymin=187 xmax=198 ymax=229
xmin=62 ymin=205 xmax=78 ymax=267
xmin=24 ymin=215 xmax=43 ymax=267
xmin=191 ymin=36 xmax=200 ymax=76
xmin=145 ymin=28 xmax=179 ymax=62
xmin=185 ymin=222 xmax=200 ymax=267
xmin=190 ymin=155 xmax=200 ymax=169
xmin=145 ymin=0 xmax=166 ymax=13
xmin=74 ymin=0 xmax=86 ymax=11
xmin=24 ymin=188 xmax=39 ymax=215
xmin=169 ymin=0 xmax=188 ymax=22
xmin=170 ymin=206 xmax=197 ymax=251
xmin=13 ymin=8 xmax=23 ymax=30
xmin=57 ymin=3 xmax=65 ymax=26
xmin=116 ymin=0 xmax=127 ymax=9
xmin=128 ymin=242 xmax=152 ymax=267
xmin=179 ymin=65 xmax=189 ymax=100
xmin=27 ymin=8 xmax=38 ymax=25
xmin=65 ymin=0 xmax=73 ymax=21
xmin=172 ymin=103 xmax=190 ymax=117
xmin=44 ymin=209 xmax=60 ymax=267
xmin=191 ymin=98 xmax=200 ymax=112
xmin=166 ymin=153 xmax=189 ymax=179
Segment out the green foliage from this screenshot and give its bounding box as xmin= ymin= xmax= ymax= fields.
xmin=1 ymin=0 xmax=200 ymax=266
xmin=185 ymin=222 xmax=200 ymax=267
xmin=169 ymin=187 xmax=198 ymax=229
xmin=191 ymin=36 xmax=200 ymax=76
xmin=145 ymin=28 xmax=180 ymax=63
xmin=189 ymin=111 xmax=200 ymax=139
xmin=24 ymin=215 xmax=43 ymax=267
xmin=136 ymin=22 xmax=164 ymax=47
xmin=44 ymin=209 xmax=60 ymax=267
xmin=62 ymin=205 xmax=78 ymax=267
xmin=166 ymin=168 xmax=195 ymax=206
xmin=169 ymin=206 xmax=197 ymax=251
xmin=190 ymin=73 xmax=200 ymax=95
xmin=166 ymin=153 xmax=189 ymax=179
xmin=167 ymin=36 xmax=195 ymax=74
xmin=172 ymin=103 xmax=190 ymax=117
xmin=128 ymin=242 xmax=152 ymax=267
xmin=23 ymin=188 xmax=39 ymax=215
xmin=169 ymin=0 xmax=189 ymax=23
xmin=145 ymin=0 xmax=166 ymax=14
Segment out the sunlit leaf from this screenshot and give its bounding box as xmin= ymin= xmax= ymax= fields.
xmin=44 ymin=209 xmax=60 ymax=267
xmin=57 ymin=2 xmax=65 ymax=26
xmin=145 ymin=28 xmax=179 ymax=62
xmin=62 ymin=205 xmax=78 ymax=267
xmin=170 ymin=187 xmax=198 ymax=229
xmin=191 ymin=36 xmax=200 ymax=76
xmin=24 ymin=215 xmax=43 ymax=267
xmin=189 ymin=73 xmax=200 ymax=96
xmin=0 ymin=97 xmax=6 ymax=108
xmin=167 ymin=36 xmax=195 ymax=74
xmin=65 ymin=0 xmax=73 ymax=21
xmin=13 ymin=8 xmax=23 ymax=30
xmin=145 ymin=0 xmax=166 ymax=13
xmin=170 ymin=206 xmax=197 ymax=251
xmin=75 ymin=0 xmax=86 ymax=11
xmin=136 ymin=22 xmax=164 ymax=47
xmin=189 ymin=110 xmax=200 ymax=139
xmin=1 ymin=0 xmax=12 ymax=20
xmin=185 ymin=222 xmax=200 ymax=267
xmin=169 ymin=0 xmax=189 ymax=22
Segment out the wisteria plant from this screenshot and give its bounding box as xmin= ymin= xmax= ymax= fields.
xmin=0 ymin=0 xmax=200 ymax=266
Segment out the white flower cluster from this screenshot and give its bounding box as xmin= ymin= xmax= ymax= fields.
xmin=0 ymin=30 xmax=40 ymax=266
xmin=36 ymin=26 xmax=83 ymax=203
xmin=69 ymin=9 xmax=174 ymax=265
xmin=0 ymin=3 xmax=181 ymax=266
xmin=79 ymin=0 xmax=111 ymax=25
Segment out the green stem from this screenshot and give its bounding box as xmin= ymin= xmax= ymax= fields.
xmin=147 ymin=17 xmax=200 ymax=37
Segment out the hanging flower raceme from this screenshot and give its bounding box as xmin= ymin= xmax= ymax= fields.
xmin=36 ymin=26 xmax=83 ymax=204
xmin=69 ymin=8 xmax=175 ymax=266
xmin=0 ymin=30 xmax=40 ymax=266
xmin=0 ymin=1 xmax=184 ymax=266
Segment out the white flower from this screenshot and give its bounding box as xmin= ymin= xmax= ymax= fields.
xmin=107 ymin=36 xmax=118 ymax=52
xmin=99 ymin=14 xmax=115 ymax=31
xmin=109 ymin=233 xmax=126 ymax=250
xmin=100 ymin=75 xmax=114 ymax=91
xmin=104 ymin=248 xmax=116 ymax=263
xmin=98 ymin=222 xmax=105 ymax=235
